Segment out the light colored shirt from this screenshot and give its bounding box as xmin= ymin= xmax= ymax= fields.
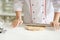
xmin=51 ymin=0 xmax=60 ymax=12
xmin=14 ymin=0 xmax=54 ymax=24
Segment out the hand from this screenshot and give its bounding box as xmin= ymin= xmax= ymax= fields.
xmin=12 ymin=19 xmax=23 ymax=28
xmin=51 ymin=21 xmax=60 ymax=30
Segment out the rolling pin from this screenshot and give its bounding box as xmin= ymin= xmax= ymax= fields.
xmin=24 ymin=24 xmax=51 ymax=31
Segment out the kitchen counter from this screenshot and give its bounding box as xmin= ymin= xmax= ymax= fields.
xmin=0 ymin=25 xmax=60 ymax=40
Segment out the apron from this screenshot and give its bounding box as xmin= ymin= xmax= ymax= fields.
xmin=14 ymin=0 xmax=54 ymax=24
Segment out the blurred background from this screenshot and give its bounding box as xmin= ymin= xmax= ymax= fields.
xmin=0 ymin=0 xmax=24 ymax=24
xmin=0 ymin=0 xmax=18 ymax=23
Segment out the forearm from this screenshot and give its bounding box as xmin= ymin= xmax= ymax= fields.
xmin=15 ymin=11 xmax=22 ymax=20
xmin=54 ymin=12 xmax=60 ymax=22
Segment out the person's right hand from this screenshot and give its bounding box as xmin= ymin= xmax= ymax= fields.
xmin=12 ymin=19 xmax=23 ymax=28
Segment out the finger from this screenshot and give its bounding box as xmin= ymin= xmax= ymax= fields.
xmin=50 ymin=22 xmax=54 ymax=27
xmin=59 ymin=23 xmax=60 ymax=26
xmin=20 ymin=21 xmax=23 ymax=24
xmin=12 ymin=21 xmax=19 ymax=28
xmin=16 ymin=21 xmax=20 ymax=27
xmin=12 ymin=23 xmax=17 ymax=28
xmin=19 ymin=21 xmax=23 ymax=25
xmin=54 ymin=23 xmax=59 ymax=30
xmin=53 ymin=23 xmax=56 ymax=27
xmin=50 ymin=22 xmax=52 ymax=26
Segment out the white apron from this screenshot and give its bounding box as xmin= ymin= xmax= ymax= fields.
xmin=14 ymin=0 xmax=54 ymax=24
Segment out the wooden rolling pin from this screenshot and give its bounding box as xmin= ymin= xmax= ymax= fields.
xmin=24 ymin=24 xmax=51 ymax=31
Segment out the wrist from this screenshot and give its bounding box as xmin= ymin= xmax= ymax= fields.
xmin=17 ymin=18 xmax=22 ymax=20
xmin=53 ymin=18 xmax=59 ymax=22
xmin=53 ymin=20 xmax=59 ymax=23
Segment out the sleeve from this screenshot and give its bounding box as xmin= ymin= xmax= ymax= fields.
xmin=51 ymin=0 xmax=60 ymax=12
xmin=54 ymin=8 xmax=60 ymax=12
xmin=14 ymin=0 xmax=24 ymax=11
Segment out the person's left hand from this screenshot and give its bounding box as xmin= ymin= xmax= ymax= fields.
xmin=50 ymin=21 xmax=60 ymax=30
